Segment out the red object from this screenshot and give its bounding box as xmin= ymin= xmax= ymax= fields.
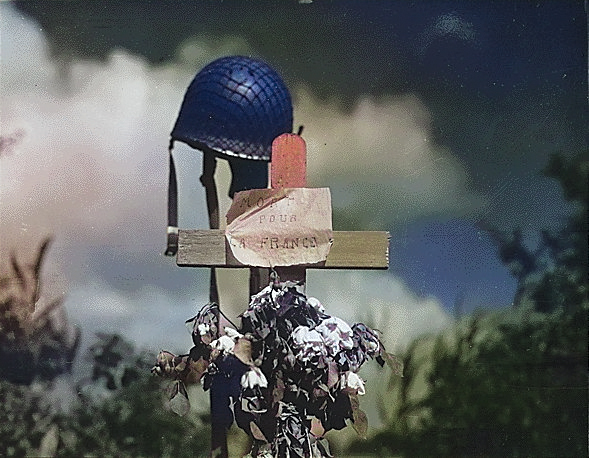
xmin=271 ymin=133 xmax=307 ymax=188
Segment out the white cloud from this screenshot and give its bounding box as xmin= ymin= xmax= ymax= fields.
xmin=295 ymin=88 xmax=486 ymax=228
xmin=64 ymin=280 xmax=202 ymax=354
xmin=307 ymin=270 xmax=452 ymax=352
xmin=0 ymin=5 xmax=248 ymax=275
xmin=1 ymin=3 xmax=453 ymax=362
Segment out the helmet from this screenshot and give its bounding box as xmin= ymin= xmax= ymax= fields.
xmin=171 ymin=56 xmax=293 ymax=161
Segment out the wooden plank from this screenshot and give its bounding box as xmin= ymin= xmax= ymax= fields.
xmin=177 ymin=230 xmax=389 ymax=269
xmin=325 ymin=230 xmax=390 ymax=269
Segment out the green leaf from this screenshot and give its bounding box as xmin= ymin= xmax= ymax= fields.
xmin=168 ymin=381 xmax=190 ymax=416
xmin=349 ymin=393 xmax=368 ymax=439
xmin=382 ymin=351 xmax=404 ymax=377
xmin=249 ymin=421 xmax=268 ymax=442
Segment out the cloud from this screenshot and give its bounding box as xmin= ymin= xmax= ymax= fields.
xmin=0 ymin=5 xmax=251 ymax=272
xmin=307 ymin=270 xmax=452 ymax=352
xmin=64 ymin=280 xmax=203 ymax=353
xmin=0 ymin=4 xmax=246 ymax=346
xmin=1 ymin=3 xmax=453 ymax=361
xmin=295 ymin=88 xmax=486 ymax=229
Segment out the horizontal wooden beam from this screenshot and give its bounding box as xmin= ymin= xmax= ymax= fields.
xmin=176 ymin=230 xmax=389 ymax=269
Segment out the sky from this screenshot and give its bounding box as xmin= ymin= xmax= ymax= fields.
xmin=1 ymin=1 xmax=587 ymax=364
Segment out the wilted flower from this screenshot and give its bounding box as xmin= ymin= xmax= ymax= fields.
xmin=209 ymin=327 xmax=244 ymax=353
xmin=186 ymin=302 xmax=219 ymax=345
xmin=152 ymin=350 xmax=176 ymax=376
xmin=291 ymin=326 xmax=325 ymax=361
xmin=307 ymin=296 xmax=325 ymax=313
xmin=197 ymin=323 xmax=210 ymax=336
xmin=166 ymin=380 xmax=191 ymax=416
xmin=211 ymin=335 xmax=235 ymax=353
xmin=224 ymin=326 xmax=242 ymax=339
xmin=341 ymin=371 xmax=366 ymax=395
xmin=273 ymin=402 xmax=312 ymax=458
xmin=352 ymin=323 xmax=381 ymax=356
xmin=316 ymin=317 xmax=354 ymax=355
xmin=156 ymin=278 xmax=400 ymax=458
xmin=241 ymin=367 xmax=268 ymax=389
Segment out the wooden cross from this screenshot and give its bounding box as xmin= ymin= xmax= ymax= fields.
xmin=176 ymin=134 xmax=389 ymax=286
xmin=174 ymin=133 xmax=389 ymax=458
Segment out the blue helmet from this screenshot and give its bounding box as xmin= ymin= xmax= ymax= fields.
xmin=171 ymin=56 xmax=293 ymax=161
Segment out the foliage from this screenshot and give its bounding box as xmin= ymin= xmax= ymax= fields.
xmin=66 ymin=333 xmax=211 ymax=457
xmin=531 ymin=151 xmax=588 ymax=311
xmin=348 ymin=152 xmax=588 ymax=457
xmin=0 ymin=380 xmax=59 ymax=457
xmin=0 ymin=238 xmax=80 ymax=385
xmin=57 ymin=379 xmax=210 ymax=457
xmin=483 ymin=151 xmax=588 ymax=312
xmin=350 ymin=303 xmax=587 ymax=457
xmin=0 ymin=330 xmax=211 ymax=457
xmin=0 ymin=241 xmax=211 ymax=456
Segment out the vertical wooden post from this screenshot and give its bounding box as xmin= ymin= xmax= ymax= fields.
xmin=271 ymin=134 xmax=308 ymax=285
xmin=202 ymin=154 xmax=227 ymax=458
xmin=200 ymin=154 xmax=220 ymax=304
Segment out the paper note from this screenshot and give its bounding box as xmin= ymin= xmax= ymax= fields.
xmin=225 ymin=188 xmax=333 ymax=267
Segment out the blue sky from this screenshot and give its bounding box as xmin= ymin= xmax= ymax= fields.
xmin=391 ymin=219 xmax=518 ymax=314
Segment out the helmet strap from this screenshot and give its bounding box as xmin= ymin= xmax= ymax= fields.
xmin=165 ymin=143 xmax=179 ymax=256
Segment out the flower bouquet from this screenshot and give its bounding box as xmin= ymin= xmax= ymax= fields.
xmin=152 ymin=276 xmax=402 ymax=458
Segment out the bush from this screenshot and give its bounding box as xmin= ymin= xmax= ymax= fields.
xmin=350 ymin=303 xmax=587 ymax=457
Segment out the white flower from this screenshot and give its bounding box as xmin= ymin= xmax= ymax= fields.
xmin=291 ymin=326 xmax=325 ymax=361
xmin=208 ymin=327 xmax=244 ymax=353
xmin=307 ymin=297 xmax=325 ymax=313
xmin=211 ymin=335 xmax=235 ymax=353
xmin=341 ymin=371 xmax=366 ymax=395
xmin=316 ymin=317 xmax=354 ymax=354
xmin=292 ymin=326 xmax=322 ymax=347
xmin=197 ymin=323 xmax=210 ymax=336
xmin=241 ymin=367 xmax=268 ymax=389
xmin=224 ymin=327 xmax=242 ymax=339
xmin=252 ymin=284 xmax=273 ymax=301
xmin=366 ymin=339 xmax=379 ymax=353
